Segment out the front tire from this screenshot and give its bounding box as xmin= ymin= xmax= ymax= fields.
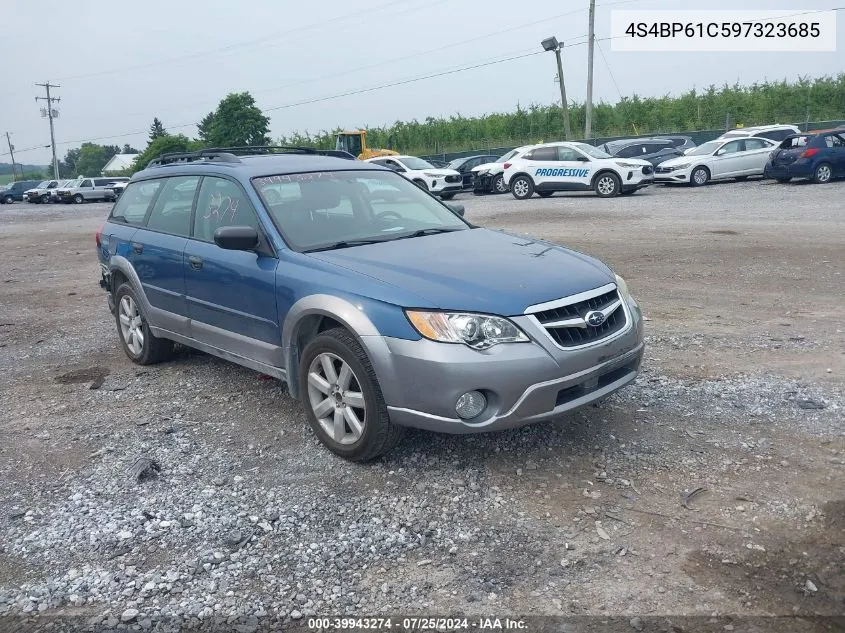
xmin=594 ymin=172 xmax=621 ymax=197
xmin=114 ymin=283 xmax=173 ymax=365
xmin=813 ymin=163 xmax=832 ymax=184
xmin=690 ymin=166 xmax=710 ymax=187
xmin=493 ymin=173 xmax=507 ymax=193
xmin=299 ymin=328 xmax=403 ymax=461
xmin=510 ymin=175 xmax=534 ymax=200
xmin=2 ymin=195 xmax=13 ymax=204
xmin=41 ymin=194 xmax=51 ymax=204
xmin=73 ymin=193 xmax=84 ymax=204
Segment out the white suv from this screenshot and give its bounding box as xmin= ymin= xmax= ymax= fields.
xmin=503 ymin=142 xmax=654 ymax=199
xmin=716 ymin=124 xmax=801 ymax=144
xmin=365 ymin=155 xmax=463 ymax=199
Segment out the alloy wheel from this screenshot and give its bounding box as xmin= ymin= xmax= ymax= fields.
xmin=816 ymin=165 xmax=831 ymax=183
xmin=597 ymin=175 xmax=616 ymax=195
xmin=512 ymin=179 xmax=529 ymax=198
xmin=307 ymin=352 xmax=366 ymax=445
xmin=118 ymin=295 xmax=144 ymax=355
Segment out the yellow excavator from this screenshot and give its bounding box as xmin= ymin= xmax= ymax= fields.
xmin=335 ymin=130 xmax=398 ymax=160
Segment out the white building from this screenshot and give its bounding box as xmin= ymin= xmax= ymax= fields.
xmin=101 ymin=153 xmax=138 ymax=175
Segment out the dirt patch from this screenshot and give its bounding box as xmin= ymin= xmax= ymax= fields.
xmin=54 ymin=367 xmax=109 ymax=385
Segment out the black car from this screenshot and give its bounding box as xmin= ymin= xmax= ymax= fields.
xmin=0 ymin=180 xmax=43 ymax=204
xmin=446 ymin=154 xmax=501 ymax=189
xmin=654 ymin=135 xmax=696 ymax=153
xmin=598 ymin=138 xmax=684 ymax=166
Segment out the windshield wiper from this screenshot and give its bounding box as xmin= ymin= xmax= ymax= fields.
xmin=394 ymin=228 xmax=464 ymax=240
xmin=304 ymin=238 xmax=390 ymax=253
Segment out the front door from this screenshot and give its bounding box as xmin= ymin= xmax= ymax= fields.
xmin=531 ymin=145 xmax=592 ymax=191
xmin=184 ymin=176 xmax=281 ymax=366
xmin=740 ymin=138 xmax=776 ymax=174
xmin=710 ymin=140 xmax=746 ymax=178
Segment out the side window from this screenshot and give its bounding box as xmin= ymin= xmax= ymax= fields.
xmin=719 ymin=141 xmax=743 ymax=154
xmin=145 ymin=176 xmax=200 ymax=237
xmin=193 ymin=177 xmax=261 ymax=242
xmin=824 ymin=134 xmax=844 ymax=148
xmin=110 ymin=180 xmax=162 ymax=225
xmin=529 ymin=146 xmax=559 ymax=161
xmin=557 ymin=147 xmax=584 ymax=161
xmin=615 ymin=145 xmax=640 ymax=158
xmin=79 ymin=179 xmax=92 ymax=188
xmin=744 ymin=138 xmax=768 ymax=150
xmin=94 ymin=179 xmax=108 ymax=187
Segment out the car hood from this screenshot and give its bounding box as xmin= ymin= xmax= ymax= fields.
xmin=418 ymin=168 xmax=460 ymax=177
xmin=659 ymin=154 xmax=707 ymax=167
xmin=471 ymin=162 xmax=503 ymax=173
xmin=611 ymin=158 xmax=652 ymax=167
xmin=307 ymin=228 xmax=615 ymax=315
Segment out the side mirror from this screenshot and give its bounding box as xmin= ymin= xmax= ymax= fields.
xmin=447 ymin=203 xmax=465 ymax=217
xmin=214 ymin=226 xmax=259 ymax=251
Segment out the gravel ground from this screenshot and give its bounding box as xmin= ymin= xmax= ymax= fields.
xmin=0 ymin=180 xmax=843 ymax=631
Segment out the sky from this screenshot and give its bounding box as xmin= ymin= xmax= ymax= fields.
xmin=1 ymin=0 xmax=843 ymax=165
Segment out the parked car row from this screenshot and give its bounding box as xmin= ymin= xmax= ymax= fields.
xmin=0 ymin=176 xmax=131 ymax=205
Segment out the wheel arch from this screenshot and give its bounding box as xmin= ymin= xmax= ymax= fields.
xmin=109 ymin=256 xmax=152 ymax=313
xmin=282 ymin=295 xmax=398 ymax=401
xmin=590 ymin=168 xmax=620 ymax=188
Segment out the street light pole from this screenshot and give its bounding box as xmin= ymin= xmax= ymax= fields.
xmin=541 ymin=37 xmax=572 ymax=141
xmin=5 ymin=132 xmax=19 ymax=180
xmin=35 ymin=82 xmax=61 ymax=180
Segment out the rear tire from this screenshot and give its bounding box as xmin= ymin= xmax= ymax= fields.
xmin=813 ymin=163 xmax=832 ymax=184
xmin=690 ymin=166 xmax=710 ymax=187
xmin=299 ymin=328 xmax=403 ymax=462
xmin=594 ymin=172 xmax=621 ymax=197
xmin=114 ymin=283 xmax=173 ymax=365
xmin=510 ymin=175 xmax=534 ymax=200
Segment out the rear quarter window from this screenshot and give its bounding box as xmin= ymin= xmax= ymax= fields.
xmin=109 ymin=180 xmax=163 ymax=225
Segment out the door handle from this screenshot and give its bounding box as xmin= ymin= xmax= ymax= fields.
xmin=188 ymin=255 xmax=203 ymax=270
xmin=131 ymin=242 xmax=143 ymax=254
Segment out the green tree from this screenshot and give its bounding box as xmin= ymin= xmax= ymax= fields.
xmin=59 ymin=148 xmax=82 ymax=177
xmin=74 ymin=143 xmax=109 ymax=177
xmin=148 ymin=117 xmax=167 ymax=143
xmin=122 ymin=144 xmax=140 ymax=154
xmin=130 ymin=134 xmax=204 ymax=173
xmin=197 ymin=92 xmax=270 ymax=147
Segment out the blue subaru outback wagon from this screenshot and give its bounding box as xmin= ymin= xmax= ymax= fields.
xmin=96 ymin=147 xmax=644 ymax=461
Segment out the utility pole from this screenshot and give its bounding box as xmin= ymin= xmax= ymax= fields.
xmin=35 ymin=82 xmax=61 ymax=180
xmin=5 ymin=132 xmax=19 ymax=181
xmin=585 ymin=0 xmax=596 ymax=140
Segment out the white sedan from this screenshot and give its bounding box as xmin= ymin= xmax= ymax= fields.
xmin=364 ymin=155 xmax=463 ymax=199
xmin=654 ymin=137 xmax=777 ymax=186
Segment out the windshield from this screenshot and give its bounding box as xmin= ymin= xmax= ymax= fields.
xmin=400 ymin=157 xmax=435 ymax=170
xmin=34 ymin=181 xmax=49 ymax=189
xmin=572 ymin=142 xmax=612 ymax=159
xmin=496 ymin=150 xmax=518 ymax=162
xmin=446 ymin=158 xmax=466 ymax=170
xmin=687 ymin=141 xmax=723 ymax=156
xmin=253 ymin=170 xmax=469 ymax=252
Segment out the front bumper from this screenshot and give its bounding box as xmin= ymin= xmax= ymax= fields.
xmin=372 ymin=302 xmax=645 ymax=433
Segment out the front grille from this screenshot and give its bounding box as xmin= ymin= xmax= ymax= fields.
xmin=532 ymin=288 xmax=627 ymax=348
xmin=642 ymin=165 xmax=653 ymax=175
xmin=445 ymin=175 xmax=461 ymax=183
xmin=655 ymin=166 xmax=673 ymax=174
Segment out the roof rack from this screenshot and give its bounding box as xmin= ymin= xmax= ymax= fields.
xmin=146 ymin=146 xmax=357 ymax=168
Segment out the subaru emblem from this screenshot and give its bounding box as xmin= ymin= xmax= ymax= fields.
xmin=585 ymin=310 xmax=607 ymax=327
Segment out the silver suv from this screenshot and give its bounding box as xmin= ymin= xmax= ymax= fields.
xmin=56 ymin=177 xmax=129 ymax=204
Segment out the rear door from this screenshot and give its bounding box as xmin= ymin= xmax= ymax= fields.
xmin=129 ymin=175 xmax=199 ymax=336
xmin=184 ymin=176 xmax=281 ymax=365
xmin=823 ymin=133 xmax=845 ymax=176
xmin=741 ymin=138 xmax=776 ymax=173
xmin=76 ymin=179 xmax=96 ymax=200
xmin=102 ymin=179 xmax=162 ymax=287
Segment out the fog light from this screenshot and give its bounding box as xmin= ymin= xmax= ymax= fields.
xmin=455 ymin=391 xmax=486 ymax=419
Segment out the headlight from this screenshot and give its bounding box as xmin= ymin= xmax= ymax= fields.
xmin=616 ymin=161 xmax=644 ymax=168
xmin=669 ymin=163 xmax=689 ymax=170
xmin=405 ymin=310 xmax=529 ymax=350
xmin=615 ymin=274 xmax=638 ymax=308
xmin=476 ymin=170 xmax=489 ymax=176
